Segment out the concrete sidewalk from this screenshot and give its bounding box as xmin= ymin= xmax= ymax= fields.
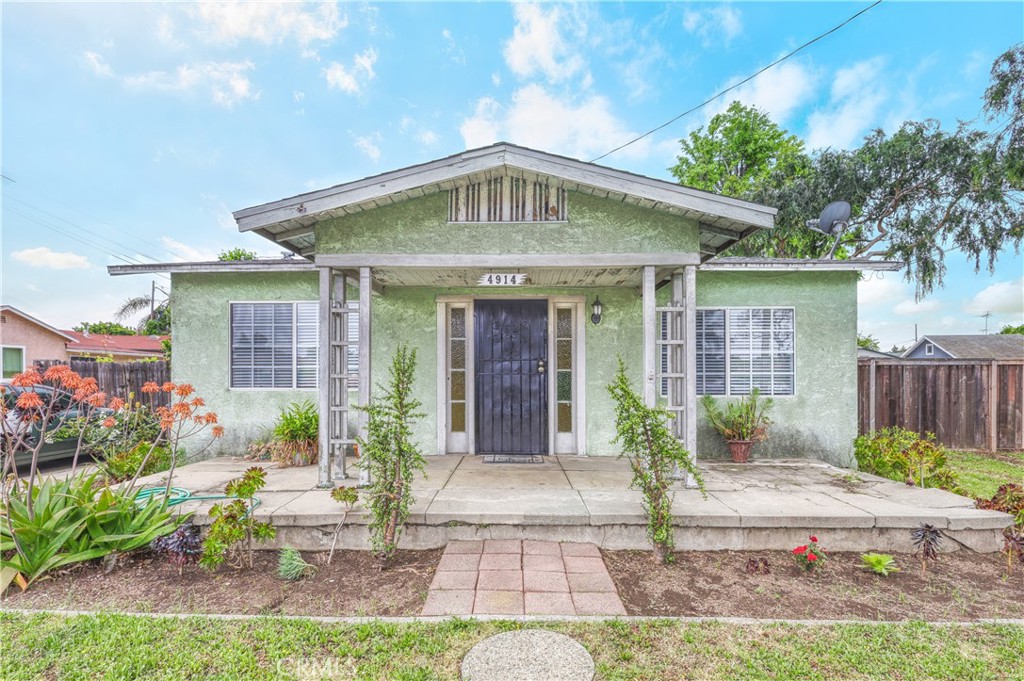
xmin=132 ymin=455 xmax=1013 ymax=552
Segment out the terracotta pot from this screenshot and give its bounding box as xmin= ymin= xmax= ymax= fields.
xmin=727 ymin=440 xmax=753 ymax=463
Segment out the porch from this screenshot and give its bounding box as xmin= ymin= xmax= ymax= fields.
xmin=137 ymin=455 xmax=1012 ymax=553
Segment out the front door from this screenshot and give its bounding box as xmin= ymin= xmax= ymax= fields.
xmin=474 ymin=300 xmax=548 ymax=454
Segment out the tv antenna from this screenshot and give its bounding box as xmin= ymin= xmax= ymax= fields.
xmin=978 ymin=311 xmax=992 ymax=334
xmin=806 ymin=201 xmax=851 ymax=260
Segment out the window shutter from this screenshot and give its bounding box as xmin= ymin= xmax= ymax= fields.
xmin=696 ymin=309 xmax=726 ymax=395
xmin=230 ymin=302 xmax=319 ymax=389
xmin=295 ymin=302 xmax=319 ymax=389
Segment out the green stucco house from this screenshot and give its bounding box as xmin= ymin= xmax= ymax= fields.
xmin=110 ymin=143 xmax=898 ymax=484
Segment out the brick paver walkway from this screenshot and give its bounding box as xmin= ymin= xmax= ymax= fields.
xmin=421 ymin=539 xmax=627 ymax=616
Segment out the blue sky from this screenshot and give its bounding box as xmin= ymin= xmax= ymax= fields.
xmin=2 ymin=1 xmax=1022 ymax=349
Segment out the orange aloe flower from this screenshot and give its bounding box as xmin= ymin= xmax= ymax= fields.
xmin=141 ymin=382 xmax=160 ymax=394
xmin=212 ymin=425 xmax=225 ymax=438
xmin=174 ymin=383 xmax=194 ymax=397
xmin=102 ymin=417 xmax=116 ymax=428
xmin=15 ymin=391 xmax=44 ymax=410
xmin=11 ymin=369 xmax=42 ymax=387
xmin=161 ymin=382 xmax=176 ymax=393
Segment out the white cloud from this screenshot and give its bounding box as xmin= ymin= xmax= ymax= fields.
xmin=122 ymin=60 xmax=258 ymax=108
xmin=491 ymin=72 xmax=501 ymax=87
xmin=502 ymin=3 xmax=586 ymax=83
xmin=160 ymin=237 xmax=216 ymax=262
xmin=83 ymin=51 xmax=112 ymax=77
xmin=188 ymin=1 xmax=346 ymax=49
xmin=323 ymin=48 xmax=377 ymax=95
xmin=353 ymin=132 xmax=382 ymax=161
xmin=706 ymin=60 xmax=817 ymax=125
xmin=156 ymin=14 xmax=186 ymax=50
xmin=294 ymin=91 xmax=305 ymax=103
xmin=964 ymin=278 xmax=1024 ymax=316
xmin=857 ymin=273 xmax=906 ymax=308
xmin=399 ymin=116 xmax=440 ymax=147
xmin=682 ymin=6 xmax=742 ymax=46
xmin=893 ymin=298 xmax=942 ymax=316
xmin=460 ymin=84 xmax=667 ymax=162
xmin=442 ymin=28 xmax=465 ymax=65
xmin=806 ymin=58 xmax=887 ymax=150
xmin=11 ymin=247 xmax=90 ymax=270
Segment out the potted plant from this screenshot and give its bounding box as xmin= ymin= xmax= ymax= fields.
xmin=700 ymin=388 xmax=774 ymax=463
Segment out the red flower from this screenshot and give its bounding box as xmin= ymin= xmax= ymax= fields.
xmin=807 ymin=553 xmax=818 ymax=562
xmin=809 ymin=535 xmax=818 ymax=543
xmin=792 ymin=545 xmax=807 ymax=555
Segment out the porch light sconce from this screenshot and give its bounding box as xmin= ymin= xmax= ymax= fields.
xmin=591 ymin=296 xmax=603 ymax=325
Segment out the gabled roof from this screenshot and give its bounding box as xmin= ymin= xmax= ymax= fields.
xmin=0 ymin=305 xmax=78 ymax=342
xmin=108 ymin=259 xmax=316 ymax=277
xmin=64 ymin=331 xmax=168 ymax=356
xmin=702 ymin=257 xmax=902 ymax=272
xmin=902 ymin=334 xmax=1024 ymax=360
xmin=232 ymin=142 xmax=778 ymax=261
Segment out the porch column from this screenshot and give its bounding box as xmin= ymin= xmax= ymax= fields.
xmin=682 ymin=265 xmax=699 ymax=488
xmin=330 ymin=273 xmax=348 ymax=482
xmin=642 ymin=265 xmax=657 ymax=406
xmin=357 ymin=267 xmax=373 ymax=483
xmin=317 ymin=268 xmax=337 ymax=487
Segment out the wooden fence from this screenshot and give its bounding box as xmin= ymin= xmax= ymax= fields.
xmin=33 ymin=359 xmax=171 ymax=409
xmin=858 ymin=359 xmax=1024 ymax=451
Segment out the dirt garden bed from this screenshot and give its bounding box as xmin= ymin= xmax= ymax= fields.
xmin=0 ymin=549 xmax=442 ymax=617
xmin=604 ymin=549 xmax=1024 ymax=621
xmin=3 ymin=547 xmax=1022 ymax=621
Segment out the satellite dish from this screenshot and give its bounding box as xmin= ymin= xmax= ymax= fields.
xmin=805 ymin=201 xmax=851 ymax=236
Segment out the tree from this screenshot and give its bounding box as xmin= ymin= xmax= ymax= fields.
xmin=672 ymin=101 xmax=810 ymax=197
xmin=984 ymin=43 xmax=1023 ymax=187
xmin=890 ymin=344 xmax=908 ymax=354
xmin=115 ymin=295 xmax=169 ymax=335
xmin=73 ymin=321 xmax=136 ymax=335
xmin=857 ymin=334 xmax=881 ymax=351
xmin=999 ymin=324 xmax=1024 ymax=335
xmin=218 ymin=248 xmax=257 ymax=261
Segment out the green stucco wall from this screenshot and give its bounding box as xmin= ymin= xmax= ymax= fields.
xmin=690 ymin=270 xmax=860 ymax=467
xmin=317 ymin=192 xmax=699 ymax=255
xmin=170 ymin=271 xmax=319 ymax=459
xmin=169 ymin=269 xmax=858 ymax=466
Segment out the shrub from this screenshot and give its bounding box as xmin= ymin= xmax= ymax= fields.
xmin=608 ymin=359 xmax=705 ymax=564
xmin=199 ymin=467 xmax=275 ymax=571
xmin=151 ymin=521 xmax=202 ymax=574
xmin=270 ymin=401 xmax=318 ymax=466
xmin=357 ymin=345 xmax=425 ymax=567
xmin=861 ymin=552 xmax=900 ymax=576
xmin=100 ymin=442 xmax=177 ymax=483
xmin=278 ymin=547 xmax=315 ymax=580
xmin=853 ymin=427 xmax=963 ymax=494
xmin=911 ymin=523 xmax=944 ymax=574
xmin=0 ymin=472 xmax=176 ymax=593
xmin=976 ymin=483 xmax=1024 ymax=528
xmin=327 ymin=486 xmax=359 ymax=565
xmin=792 ymin=535 xmax=828 ymax=572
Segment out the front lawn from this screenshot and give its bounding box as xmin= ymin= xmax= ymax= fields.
xmin=947 ymin=450 xmax=1024 ymax=498
xmin=2 ymin=612 xmax=1022 ymax=680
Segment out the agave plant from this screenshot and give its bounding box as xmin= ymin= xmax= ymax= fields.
xmin=151 ymin=521 xmax=203 ymax=574
xmin=1002 ymin=528 xmax=1024 ymax=575
xmin=278 ymin=547 xmax=315 ymax=581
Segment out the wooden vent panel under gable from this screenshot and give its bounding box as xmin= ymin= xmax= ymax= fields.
xmin=448 ymin=176 xmax=567 ymax=223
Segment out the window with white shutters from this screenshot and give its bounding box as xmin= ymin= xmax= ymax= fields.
xmin=231 ymin=302 xmax=320 ymax=389
xmin=694 ymin=307 xmax=794 ymax=397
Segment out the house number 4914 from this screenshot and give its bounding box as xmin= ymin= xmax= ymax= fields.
xmin=478 ymin=273 xmax=528 ymax=286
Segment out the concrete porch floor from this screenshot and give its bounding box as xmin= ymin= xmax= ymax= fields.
xmin=134 ymin=455 xmax=1013 ymax=553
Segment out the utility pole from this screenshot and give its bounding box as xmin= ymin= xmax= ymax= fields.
xmin=150 ymin=280 xmax=156 ymax=320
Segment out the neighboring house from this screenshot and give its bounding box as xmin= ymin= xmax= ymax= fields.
xmin=0 ymin=305 xmax=76 ymax=377
xmin=902 ymin=334 xmax=1024 ymax=360
xmin=62 ymin=331 xmax=168 ymax=362
xmin=857 ymin=347 xmax=898 ymax=360
xmin=109 ymin=142 xmax=900 ymax=474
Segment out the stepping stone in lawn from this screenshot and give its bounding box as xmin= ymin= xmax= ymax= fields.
xmin=461 ymin=630 xmax=594 ymax=681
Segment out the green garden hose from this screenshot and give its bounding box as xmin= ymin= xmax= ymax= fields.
xmin=133 ymin=487 xmax=263 ymax=516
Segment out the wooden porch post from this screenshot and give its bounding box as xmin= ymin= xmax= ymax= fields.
xmin=642 ymin=265 xmax=657 ymax=407
xmin=317 ymin=267 xmax=332 ymax=488
xmin=330 ymin=274 xmax=348 ymax=481
xmin=358 ymin=267 xmax=373 ymax=482
xmin=682 ymin=265 xmax=699 ymax=488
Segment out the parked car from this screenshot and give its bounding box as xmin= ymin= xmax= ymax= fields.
xmin=1 ymin=379 xmax=108 ymax=469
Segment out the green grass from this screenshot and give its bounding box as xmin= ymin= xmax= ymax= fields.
xmin=946 ymin=450 xmax=1024 ymax=498
xmin=2 ymin=612 xmax=1023 ymax=680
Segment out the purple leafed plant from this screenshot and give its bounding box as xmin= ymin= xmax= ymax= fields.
xmin=151 ymin=521 xmax=202 ymax=573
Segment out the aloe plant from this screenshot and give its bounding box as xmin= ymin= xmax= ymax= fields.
xmin=700 ymin=389 xmax=774 ymax=442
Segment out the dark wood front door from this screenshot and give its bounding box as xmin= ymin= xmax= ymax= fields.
xmin=475 ymin=300 xmax=548 ymax=454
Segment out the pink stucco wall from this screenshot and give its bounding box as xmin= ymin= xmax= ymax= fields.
xmin=0 ymin=313 xmax=70 ymax=368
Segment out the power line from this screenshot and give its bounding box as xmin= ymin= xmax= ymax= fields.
xmin=589 ymin=1 xmax=884 ymax=163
